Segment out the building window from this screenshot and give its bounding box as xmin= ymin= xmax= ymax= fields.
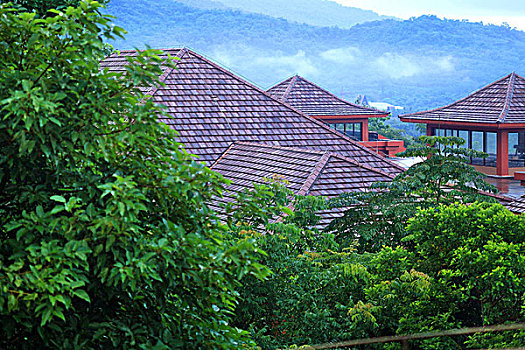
xmin=509 ymin=132 xmax=525 ymax=167
xmin=329 ymin=122 xmax=363 ymax=141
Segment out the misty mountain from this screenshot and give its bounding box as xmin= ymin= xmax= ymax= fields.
xmin=106 ymin=0 xmax=525 ymax=115
xmin=200 ymin=0 xmax=393 ymax=28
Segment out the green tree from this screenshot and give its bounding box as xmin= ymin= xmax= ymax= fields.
xmin=225 ymin=180 xmax=523 ymax=349
xmin=344 ymin=203 xmax=525 ymax=349
xmin=226 ymin=179 xmax=378 ymax=349
xmin=0 ymin=2 xmax=265 ymax=348
xmin=328 ymin=136 xmax=497 ymax=252
xmin=1 ymin=0 xmax=86 ymax=17
xmin=368 ymin=116 xmax=416 ymax=147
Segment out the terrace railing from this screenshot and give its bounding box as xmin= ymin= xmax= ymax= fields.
xmin=299 ymin=323 xmax=525 ymax=350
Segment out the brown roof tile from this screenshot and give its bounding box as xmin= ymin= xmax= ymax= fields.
xmin=400 ymin=72 xmax=525 ymax=124
xmin=267 ymin=75 xmax=388 ymax=117
xmin=210 ymin=141 xmax=395 ymax=226
xmin=507 ymin=195 xmax=525 ymax=214
xmin=100 ymin=48 xmax=404 ymax=174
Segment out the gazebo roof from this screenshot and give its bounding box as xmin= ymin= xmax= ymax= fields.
xmin=400 ymin=72 xmax=525 ymax=125
xmin=267 ymin=75 xmax=388 ymax=117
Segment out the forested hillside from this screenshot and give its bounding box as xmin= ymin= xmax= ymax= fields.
xmin=203 ymin=0 xmax=392 ymax=28
xmin=106 ymin=0 xmax=525 ymax=117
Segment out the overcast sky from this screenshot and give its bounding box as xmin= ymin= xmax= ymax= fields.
xmin=335 ymin=0 xmax=525 ymax=30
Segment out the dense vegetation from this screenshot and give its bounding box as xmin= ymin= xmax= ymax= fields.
xmin=106 ymin=0 xmax=525 ymax=113
xmin=0 ymin=2 xmax=265 ymax=348
xmin=2 ymin=2 xmax=525 ymax=349
xmin=0 ymin=0 xmax=82 ymax=16
xmin=227 ymin=178 xmax=525 ymax=349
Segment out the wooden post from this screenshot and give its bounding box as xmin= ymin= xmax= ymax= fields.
xmin=426 ymin=124 xmax=432 ymax=136
xmin=497 ymin=130 xmax=509 ymax=176
xmin=362 ymin=120 xmax=369 ymax=142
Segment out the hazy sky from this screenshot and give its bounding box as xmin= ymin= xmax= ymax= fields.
xmin=336 ymin=0 xmax=525 ymax=30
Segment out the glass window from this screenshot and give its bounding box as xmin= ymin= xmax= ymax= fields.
xmin=510 ymin=132 xmax=519 ymax=155
xmin=486 ymin=132 xmax=497 ymax=155
xmin=355 ymin=123 xmax=362 ymax=141
xmin=459 ymin=130 xmax=469 ymax=149
xmin=472 ymin=131 xmax=484 ymax=152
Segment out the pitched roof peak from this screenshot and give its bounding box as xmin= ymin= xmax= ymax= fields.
xmin=267 ymin=75 xmax=388 ymax=117
xmin=497 ymin=72 xmax=517 ymax=123
xmin=400 ymin=72 xmax=525 ymax=125
xmin=282 ymin=74 xmax=299 ymax=102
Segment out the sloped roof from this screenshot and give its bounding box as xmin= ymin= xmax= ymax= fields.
xmin=210 ymin=141 xmax=394 ymax=227
xmin=211 ymin=141 xmax=393 ymax=198
xmin=267 ymin=75 xmax=388 ymax=117
xmin=400 ymin=72 xmax=525 ymax=124
xmin=507 ymin=195 xmax=525 ymax=214
xmin=100 ymin=48 xmax=403 ymax=174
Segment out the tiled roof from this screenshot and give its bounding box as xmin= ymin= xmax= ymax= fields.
xmin=507 ymin=195 xmax=525 ymax=214
xmin=267 ymin=75 xmax=388 ymax=117
xmin=210 ymin=141 xmax=395 ymax=227
xmin=400 ymin=72 xmax=525 ymax=124
xmin=100 ymin=48 xmax=404 ymax=174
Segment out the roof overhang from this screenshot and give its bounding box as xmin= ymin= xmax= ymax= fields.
xmin=399 ymin=117 xmax=525 ymax=131
xmin=314 ymin=113 xmax=389 ymax=121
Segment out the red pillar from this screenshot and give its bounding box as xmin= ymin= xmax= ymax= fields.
xmin=426 ymin=124 xmax=433 ymax=136
xmin=362 ymin=120 xmax=369 ymax=141
xmin=497 ymin=130 xmax=509 ymax=176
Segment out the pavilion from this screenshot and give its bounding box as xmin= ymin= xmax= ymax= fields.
xmin=267 ymin=75 xmax=405 ymax=157
xmin=400 ymin=72 xmax=525 ymax=177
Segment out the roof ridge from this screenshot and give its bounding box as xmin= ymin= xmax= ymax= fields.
xmin=281 ymin=75 xmax=299 ymax=102
xmin=400 ymin=72 xmax=515 ymax=119
xmin=144 ymin=48 xmax=187 ymax=98
xmin=497 ymin=72 xmax=516 ymax=123
xmin=232 ymin=141 xmax=328 ymax=156
xmin=224 ymin=141 xmax=396 ymax=180
xmin=292 ymin=75 xmax=386 ymax=114
xmin=331 ymin=153 xmax=396 ymax=180
xmin=297 ymin=152 xmax=332 ymax=196
xmin=154 ymin=48 xmax=404 ymax=173
xmin=209 ymin=141 xmax=237 ymax=169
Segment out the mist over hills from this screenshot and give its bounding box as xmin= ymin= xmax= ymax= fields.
xmin=106 ymin=0 xmax=525 ymax=115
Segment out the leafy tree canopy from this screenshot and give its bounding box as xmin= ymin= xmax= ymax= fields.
xmin=226 ymin=180 xmax=525 ymax=349
xmin=0 ymin=2 xmax=265 ymax=348
xmin=1 ymin=0 xmax=86 ymax=16
xmin=328 ymin=136 xmax=498 ymax=252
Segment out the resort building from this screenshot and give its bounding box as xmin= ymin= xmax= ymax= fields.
xmin=101 ymin=49 xmax=403 ymax=174
xmin=100 ymin=48 xmax=405 ymax=225
xmin=400 ymin=72 xmax=525 ymax=177
xmin=267 ymin=75 xmax=405 ymax=157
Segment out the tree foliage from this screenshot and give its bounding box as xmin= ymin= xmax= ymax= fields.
xmin=327 ymin=136 xmax=498 ymax=252
xmin=1 ymin=0 xmax=84 ymax=16
xmin=0 ymin=2 xmax=265 ymax=348
xmin=368 ymin=116 xmax=417 ymax=147
xmin=225 ymin=179 xmax=374 ymax=348
xmin=227 ymin=179 xmax=525 ymax=349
